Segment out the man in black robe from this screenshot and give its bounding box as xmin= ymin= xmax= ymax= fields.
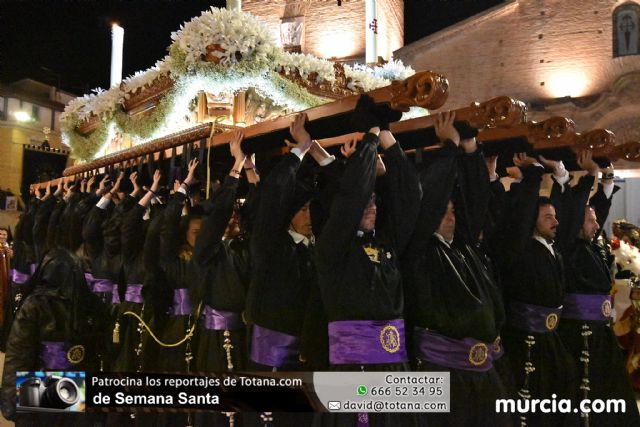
xmin=402 ymin=112 xmax=514 ymax=426
xmin=192 ymin=131 xmax=252 ymax=373
xmin=313 ymin=95 xmax=420 ymax=427
xmin=246 ymin=113 xmax=331 ymax=372
xmin=497 ymin=154 xmax=579 ymax=427
xmin=546 ymin=157 xmax=640 ymax=426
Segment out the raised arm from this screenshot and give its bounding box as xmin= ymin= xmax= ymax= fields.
xmin=376 ymin=130 xmax=421 ymax=257
xmin=547 ymin=151 xmax=598 ymax=251
xmin=454 ymin=137 xmax=491 ymax=245
xmin=316 ymin=131 xmax=379 ymax=268
xmin=251 ymin=113 xmax=312 ymax=256
xmin=503 ymin=154 xmax=545 ymax=253
xmin=589 ymin=166 xmax=618 ymax=235
xmin=411 ymin=112 xmax=460 ymax=245
xmin=123 ymin=170 xmax=161 ymax=260
xmin=193 ymin=131 xmax=245 ymax=268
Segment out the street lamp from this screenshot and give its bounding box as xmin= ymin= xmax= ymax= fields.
xmin=14 ymin=111 xmax=31 ymax=122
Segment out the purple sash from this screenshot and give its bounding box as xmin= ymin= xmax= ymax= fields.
xmin=203 ymin=306 xmax=243 ymax=330
xmin=508 ymin=301 xmax=562 ymax=333
xmin=328 ymin=319 xmax=407 ymax=365
xmin=171 ymin=288 xmax=192 ymax=316
xmin=84 ymin=272 xmax=115 ymax=294
xmin=40 ymin=341 xmax=72 ymax=370
xmin=111 ymin=284 xmax=120 ymax=304
xmin=563 ymin=293 xmax=612 ymax=321
xmin=250 ymin=325 xmax=299 ymax=368
xmin=414 ymin=328 xmax=494 ymax=372
xmin=9 ymin=269 xmax=30 ymax=284
xmin=124 ymin=284 xmax=144 ymax=304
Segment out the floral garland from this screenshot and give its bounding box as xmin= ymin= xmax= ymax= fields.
xmin=62 ymin=7 xmax=415 ymax=162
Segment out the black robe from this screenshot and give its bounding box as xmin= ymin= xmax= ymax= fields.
xmin=111 ymin=197 xmax=148 ymax=372
xmin=556 ymin=181 xmax=640 ymax=426
xmin=313 ymin=134 xmax=420 ymax=427
xmin=144 ymin=191 xmax=197 ymax=373
xmin=246 ymin=152 xmax=319 ymax=370
xmin=1 ymin=248 xmax=109 ymax=425
xmin=497 ymin=166 xmax=579 ymax=427
xmin=192 ymin=175 xmax=250 ymax=372
xmin=403 ymin=144 xmax=513 ymax=427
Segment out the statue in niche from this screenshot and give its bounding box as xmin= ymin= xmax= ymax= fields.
xmin=244 ymin=89 xmax=289 ymax=125
xmin=614 ymin=3 xmax=640 ymax=57
xmin=281 ymin=16 xmax=304 ymax=53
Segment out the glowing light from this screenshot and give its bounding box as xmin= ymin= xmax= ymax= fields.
xmin=547 ymin=69 xmax=589 ymax=98
xmin=315 ymin=31 xmax=359 ymax=59
xmin=111 ymin=24 xmax=124 ymax=87
xmin=14 ymin=111 xmax=31 ymax=122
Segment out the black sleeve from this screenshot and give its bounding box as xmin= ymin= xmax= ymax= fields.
xmin=589 ymin=183 xmax=620 ymax=234
xmin=121 ymin=204 xmax=147 ymax=262
xmin=377 ymin=141 xmax=421 ymax=257
xmin=33 ymin=197 xmax=57 ymax=257
xmin=454 ymin=149 xmax=491 ymax=246
xmin=160 ymin=192 xmax=188 ymax=264
xmin=410 ymin=140 xmax=459 ymax=248
xmin=504 ymin=166 xmax=545 ymax=253
xmin=82 ymin=204 xmax=107 ymax=260
xmin=316 ymin=133 xmax=379 ymax=268
xmin=193 ymin=176 xmax=239 ymax=268
xmin=46 ymin=199 xmax=66 ymax=251
xmin=1 ymin=297 xmax=40 ymax=420
xmin=552 ymin=174 xmax=596 ymax=252
xmin=251 ymin=153 xmax=301 ymax=265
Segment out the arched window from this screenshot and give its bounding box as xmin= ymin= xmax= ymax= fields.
xmin=613 ymin=3 xmax=640 ymax=57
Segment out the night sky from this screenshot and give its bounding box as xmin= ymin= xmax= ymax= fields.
xmin=1 ymin=0 xmax=503 ymax=96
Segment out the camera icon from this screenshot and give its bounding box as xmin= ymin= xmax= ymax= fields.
xmin=19 ymin=376 xmax=80 ymax=409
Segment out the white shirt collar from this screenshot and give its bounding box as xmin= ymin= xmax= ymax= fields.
xmin=357 ymin=229 xmax=376 ymax=238
xmin=288 ymin=229 xmax=315 ymax=247
xmin=433 ymin=232 xmax=453 ymax=248
xmin=533 ymin=234 xmax=556 ymax=257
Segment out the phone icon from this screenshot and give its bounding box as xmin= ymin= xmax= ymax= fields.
xmin=357 ymin=385 xmax=367 ymax=396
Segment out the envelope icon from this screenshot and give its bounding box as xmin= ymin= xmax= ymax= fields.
xmin=328 ymin=401 xmax=341 ymax=410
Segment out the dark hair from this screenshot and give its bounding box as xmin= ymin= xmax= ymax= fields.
xmin=537 ymin=196 xmax=555 ymax=210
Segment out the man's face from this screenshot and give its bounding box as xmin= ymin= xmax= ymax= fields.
xmin=291 ymin=201 xmax=313 ymax=238
xmin=580 ymin=207 xmax=600 ymax=241
xmin=536 ymin=204 xmax=559 ymax=241
xmin=436 ymin=200 xmax=456 ymax=241
xmin=186 ymin=218 xmax=202 ymax=247
xmin=224 ymin=210 xmax=241 ymax=239
xmin=359 ymin=194 xmax=377 ymax=232
xmin=0 ymin=230 xmax=7 ymax=245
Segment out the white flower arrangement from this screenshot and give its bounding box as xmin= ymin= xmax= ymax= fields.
xmin=61 ymin=7 xmax=417 ymax=162
xmin=277 ymin=52 xmax=336 ymax=84
xmin=168 ymin=7 xmax=278 ymax=73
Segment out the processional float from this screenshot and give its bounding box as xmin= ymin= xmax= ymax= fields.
xmin=36 ymin=7 xmax=639 ymax=187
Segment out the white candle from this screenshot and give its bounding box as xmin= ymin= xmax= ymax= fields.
xmin=110 ymin=24 xmax=124 ymax=87
xmin=365 ymin=0 xmax=378 ymax=64
xmin=226 ymin=0 xmax=241 ymax=11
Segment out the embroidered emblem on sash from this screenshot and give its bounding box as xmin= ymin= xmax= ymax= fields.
xmin=469 ymin=343 xmax=489 ymax=366
xmin=67 ymin=345 xmax=85 ymax=364
xmin=545 ymin=313 xmax=559 ymax=331
xmin=380 ymin=325 xmax=400 ymax=353
xmin=602 ymin=299 xmax=612 ymax=317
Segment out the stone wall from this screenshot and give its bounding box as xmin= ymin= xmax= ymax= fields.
xmin=395 ymin=0 xmax=640 ymax=110
xmin=243 ymin=0 xmax=404 ymax=60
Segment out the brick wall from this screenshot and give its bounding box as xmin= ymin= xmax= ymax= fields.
xmin=394 ymin=0 xmax=640 ymax=110
xmin=243 ymin=0 xmax=404 ymax=60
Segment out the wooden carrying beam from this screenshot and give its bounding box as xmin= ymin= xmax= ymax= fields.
xmin=63 ymin=70 xmax=450 ymax=176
